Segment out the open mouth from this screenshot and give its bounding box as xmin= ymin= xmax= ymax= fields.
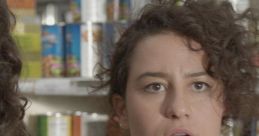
xmin=171 ymin=132 xmax=191 ymax=136
xmin=168 ymin=128 xmax=193 ymax=136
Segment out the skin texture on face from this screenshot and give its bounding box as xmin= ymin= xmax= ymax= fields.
xmin=113 ymin=33 xmax=224 ymax=136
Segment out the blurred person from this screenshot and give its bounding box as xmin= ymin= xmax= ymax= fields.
xmin=0 ymin=0 xmax=29 ymax=135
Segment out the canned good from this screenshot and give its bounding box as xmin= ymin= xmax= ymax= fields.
xmin=36 ymin=112 xmax=108 ymax=136
xmin=41 ymin=24 xmax=65 ymax=77
xmin=101 ymin=23 xmax=114 ymax=69
xmin=82 ymin=113 xmax=108 ymax=136
xmin=221 ymin=118 xmax=235 ymax=136
xmin=81 ymin=0 xmax=107 ymax=22
xmin=233 ymin=119 xmax=243 ymax=136
xmin=72 ymin=112 xmax=82 ymax=136
xmin=107 ymin=0 xmax=131 ymax=21
xmin=65 ymin=24 xmax=81 ymax=77
xmin=101 ymin=22 xmax=128 ymax=69
xmin=81 ymin=112 xmax=88 ymax=136
xmin=47 ymin=113 xmax=71 ymax=136
xmin=68 ymin=0 xmax=81 ymax=22
xmin=221 ymin=117 xmax=245 ymax=136
xmin=37 ymin=114 xmax=48 ymax=136
xmin=41 ymin=4 xmax=61 ymax=25
xmin=80 ymin=22 xmax=103 ymax=79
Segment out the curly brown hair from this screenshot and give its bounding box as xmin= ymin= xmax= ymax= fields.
xmin=0 ymin=0 xmax=29 ymax=135
xmin=99 ymin=0 xmax=259 ymax=122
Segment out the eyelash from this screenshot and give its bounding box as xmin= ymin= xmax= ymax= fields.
xmin=143 ymin=81 xmax=212 ymax=93
xmin=191 ymin=81 xmax=212 ymax=93
xmin=144 ymin=82 xmax=167 ymax=93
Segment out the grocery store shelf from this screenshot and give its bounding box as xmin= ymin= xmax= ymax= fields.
xmin=19 ymin=78 xmax=108 ymax=96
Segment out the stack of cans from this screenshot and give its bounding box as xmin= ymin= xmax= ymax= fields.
xmin=36 ymin=112 xmax=108 ymax=136
xmin=40 ymin=0 xmax=131 ymax=78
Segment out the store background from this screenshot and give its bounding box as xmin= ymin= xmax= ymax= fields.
xmin=6 ymin=0 xmax=259 ymax=136
xmin=8 ymin=0 xmax=151 ymax=135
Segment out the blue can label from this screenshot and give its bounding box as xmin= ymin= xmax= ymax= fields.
xmin=65 ymin=24 xmax=81 ymax=77
xmin=41 ymin=25 xmax=64 ymax=77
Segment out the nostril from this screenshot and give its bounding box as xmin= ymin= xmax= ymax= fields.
xmin=166 ymin=111 xmax=189 ymax=120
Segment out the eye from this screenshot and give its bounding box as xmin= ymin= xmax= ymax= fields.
xmin=192 ymin=82 xmax=211 ymax=93
xmin=144 ymin=83 xmax=167 ymax=93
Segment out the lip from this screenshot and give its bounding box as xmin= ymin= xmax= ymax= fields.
xmin=167 ymin=128 xmax=194 ymax=136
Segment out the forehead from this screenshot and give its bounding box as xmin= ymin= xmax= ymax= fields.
xmin=129 ymin=33 xmax=205 ymax=72
xmin=137 ymin=33 xmax=201 ymax=51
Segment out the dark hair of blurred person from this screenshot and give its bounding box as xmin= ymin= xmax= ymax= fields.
xmin=0 ymin=0 xmax=29 ymax=135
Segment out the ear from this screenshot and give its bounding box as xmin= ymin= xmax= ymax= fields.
xmin=112 ymin=94 xmax=129 ymax=129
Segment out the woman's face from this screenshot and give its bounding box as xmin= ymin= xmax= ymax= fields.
xmin=113 ymin=33 xmax=224 ymax=136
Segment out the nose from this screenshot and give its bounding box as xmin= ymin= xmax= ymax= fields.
xmin=164 ymin=91 xmax=191 ymax=120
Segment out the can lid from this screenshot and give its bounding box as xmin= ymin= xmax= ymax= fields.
xmin=86 ymin=113 xmax=109 ymax=122
xmin=46 ymin=111 xmax=54 ymax=116
xmin=74 ymin=111 xmax=82 ymax=116
xmin=54 ymin=112 xmax=63 ymax=117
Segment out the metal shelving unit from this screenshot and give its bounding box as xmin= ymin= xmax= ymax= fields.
xmin=19 ymin=78 xmax=108 ymax=96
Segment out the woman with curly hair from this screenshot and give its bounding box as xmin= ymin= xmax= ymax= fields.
xmin=103 ymin=0 xmax=259 ymax=136
xmin=0 ymin=0 xmax=29 ymax=135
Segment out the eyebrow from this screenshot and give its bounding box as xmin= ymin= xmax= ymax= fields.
xmin=185 ymin=71 xmax=207 ymax=78
xmin=136 ymin=71 xmax=208 ymax=81
xmin=136 ymin=72 xmax=169 ymax=81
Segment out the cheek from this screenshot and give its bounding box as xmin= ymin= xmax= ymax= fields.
xmin=191 ymin=92 xmax=224 ymax=116
xmin=191 ymin=97 xmax=224 ymax=135
xmin=125 ymin=90 xmax=164 ymax=136
xmin=190 ymin=85 xmax=224 ymax=121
